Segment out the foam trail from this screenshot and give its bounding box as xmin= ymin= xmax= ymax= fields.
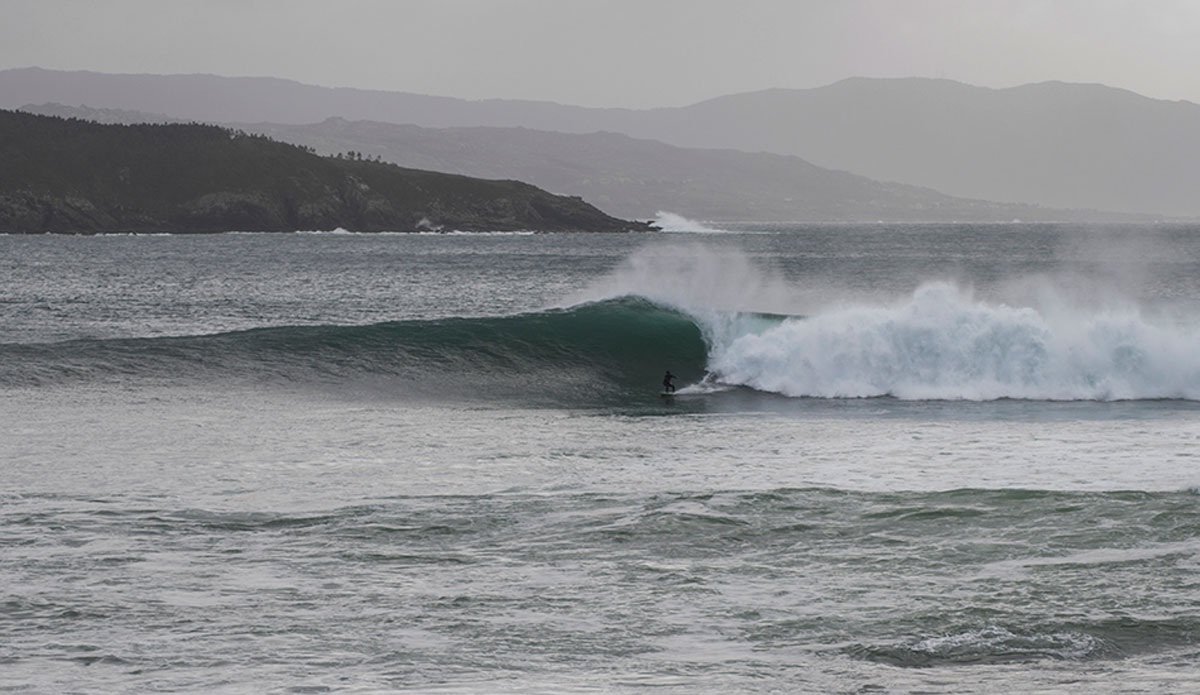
xmin=653 ymin=211 xmax=725 ymax=233
xmin=708 ymin=282 xmax=1200 ymax=401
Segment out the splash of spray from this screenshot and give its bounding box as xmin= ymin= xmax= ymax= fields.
xmin=709 ymin=282 xmax=1200 ymax=401
xmin=570 ymin=241 xmax=1200 ymax=401
xmin=567 ymin=242 xmax=798 ymax=315
xmin=653 ymin=211 xmax=725 ymax=233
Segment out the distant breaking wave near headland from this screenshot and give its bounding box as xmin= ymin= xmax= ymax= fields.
xmin=653 ymin=212 xmax=726 ymax=233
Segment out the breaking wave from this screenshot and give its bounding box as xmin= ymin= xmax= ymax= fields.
xmin=6 ymin=238 xmax=1199 ymax=403
xmin=707 ymin=282 xmax=1200 ymax=401
xmin=653 ymin=212 xmax=725 ymax=233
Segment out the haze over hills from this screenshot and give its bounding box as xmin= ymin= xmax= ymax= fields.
xmin=0 ymin=67 xmax=614 ymax=130
xmin=4 ymin=68 xmax=1198 ymax=218
xmin=20 ymin=103 xmax=1152 ymax=224
xmin=631 ymin=78 xmax=1200 ymax=218
xmin=179 ymin=115 xmax=1162 ymax=223
xmin=243 ymin=118 xmax=1087 ymax=223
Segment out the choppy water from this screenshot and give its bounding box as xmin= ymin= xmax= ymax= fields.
xmin=3 ymin=224 xmax=1200 ymax=693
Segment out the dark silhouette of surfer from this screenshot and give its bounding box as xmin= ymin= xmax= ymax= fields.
xmin=662 ymin=370 xmax=676 ymax=393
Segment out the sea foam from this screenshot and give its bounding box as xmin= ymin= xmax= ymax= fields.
xmin=574 ymin=242 xmax=1200 ymax=401
xmin=707 ymin=282 xmax=1200 ymax=401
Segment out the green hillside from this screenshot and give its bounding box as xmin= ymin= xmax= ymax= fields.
xmin=0 ymin=110 xmax=648 ymax=233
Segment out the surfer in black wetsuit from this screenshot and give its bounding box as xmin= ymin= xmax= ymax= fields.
xmin=662 ymin=370 xmax=676 ymax=393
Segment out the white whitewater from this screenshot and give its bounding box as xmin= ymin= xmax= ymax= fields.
xmin=579 ymin=243 xmax=1200 ymax=401
xmin=710 ymin=282 xmax=1200 ymax=400
xmin=653 ymin=211 xmax=727 ymax=233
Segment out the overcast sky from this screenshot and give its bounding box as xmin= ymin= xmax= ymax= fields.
xmin=3 ymin=0 xmax=1199 ymax=108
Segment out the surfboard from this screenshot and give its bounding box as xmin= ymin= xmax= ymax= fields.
xmin=659 ymin=391 xmax=676 ymax=397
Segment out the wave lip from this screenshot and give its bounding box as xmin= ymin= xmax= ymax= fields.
xmin=706 ymin=282 xmax=1200 ymax=401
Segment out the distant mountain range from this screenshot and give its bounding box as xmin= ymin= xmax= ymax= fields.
xmin=3 ymin=68 xmax=1197 ymax=219
xmin=23 ymin=103 xmax=1113 ymax=223
xmin=0 ymin=110 xmax=645 ymax=234
xmin=633 ymin=78 xmax=1200 ymax=218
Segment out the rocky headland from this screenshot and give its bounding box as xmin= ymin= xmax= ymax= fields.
xmin=0 ymin=109 xmax=652 ymax=233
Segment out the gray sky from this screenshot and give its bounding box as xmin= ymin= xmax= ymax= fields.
xmin=3 ymin=0 xmax=1199 ymax=108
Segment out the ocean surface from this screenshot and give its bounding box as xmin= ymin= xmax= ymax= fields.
xmin=3 ymin=222 xmax=1200 ymax=694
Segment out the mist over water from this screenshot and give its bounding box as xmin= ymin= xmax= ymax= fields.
xmin=570 ymin=238 xmax=1200 ymax=401
xmin=568 ymin=240 xmax=795 ymax=314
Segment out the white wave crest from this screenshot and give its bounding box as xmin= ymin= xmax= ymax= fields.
xmin=707 ymin=282 xmax=1200 ymax=401
xmin=653 ymin=212 xmax=724 ymax=233
xmin=911 ymin=625 xmax=1101 ymax=661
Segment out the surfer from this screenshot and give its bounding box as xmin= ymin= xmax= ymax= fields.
xmin=662 ymin=370 xmax=676 ymax=393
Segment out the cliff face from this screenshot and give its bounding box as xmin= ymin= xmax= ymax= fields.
xmin=0 ymin=110 xmax=651 ymax=233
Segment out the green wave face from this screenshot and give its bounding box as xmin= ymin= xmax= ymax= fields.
xmin=2 ymin=297 xmax=712 ymax=406
xmin=350 ymin=296 xmax=711 ymax=403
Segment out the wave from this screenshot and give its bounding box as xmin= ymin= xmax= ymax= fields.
xmin=575 ymin=244 xmax=1200 ymax=402
xmin=0 ymin=297 xmax=710 ymax=404
xmin=849 ymin=616 xmax=1200 ymax=666
xmin=5 ymin=279 xmax=1199 ymax=403
xmin=708 ymin=282 xmax=1200 ymax=401
xmin=653 ymin=212 xmax=726 ymax=234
